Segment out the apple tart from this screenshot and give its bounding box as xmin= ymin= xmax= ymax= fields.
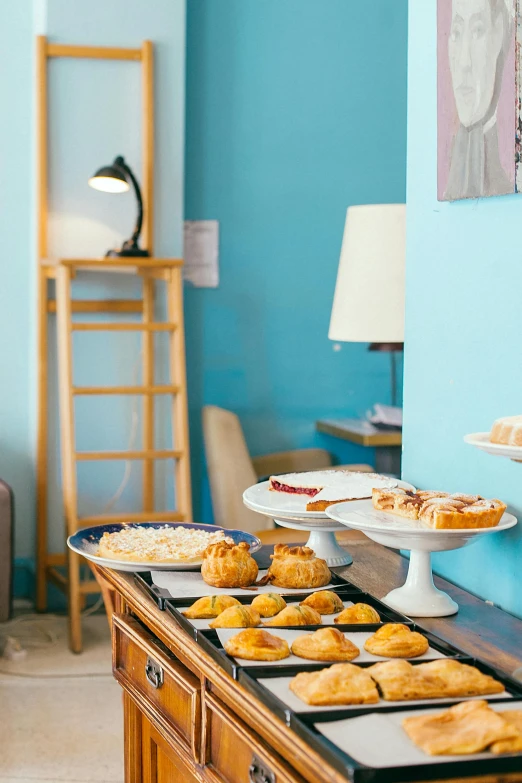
xmin=363 ymin=624 xmax=429 ymax=658
xmin=299 ymin=590 xmax=344 ymax=615
xmin=291 ymin=628 xmax=360 ymax=662
xmin=267 ymin=545 xmax=330 ymax=589
xmin=224 ymin=629 xmax=290 ymax=661
xmin=372 ymin=487 xmax=506 ymax=529
xmin=201 ymin=541 xmax=258 ymax=588
xmin=289 ymin=663 xmax=379 ymax=706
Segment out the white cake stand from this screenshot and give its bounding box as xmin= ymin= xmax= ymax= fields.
xmin=464 ymin=432 xmax=522 ymax=462
xmin=326 ymin=500 xmax=517 ymax=617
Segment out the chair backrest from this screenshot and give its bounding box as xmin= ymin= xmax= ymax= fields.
xmin=202 ymin=406 xmax=273 ymax=532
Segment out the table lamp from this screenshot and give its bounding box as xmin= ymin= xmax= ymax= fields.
xmin=329 ymin=203 xmax=406 ymax=408
xmin=88 ymin=155 xmax=149 ymax=258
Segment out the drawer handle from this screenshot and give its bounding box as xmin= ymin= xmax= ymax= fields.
xmin=249 ymin=755 xmax=275 ymax=783
xmin=145 ymin=656 xmax=164 ymax=689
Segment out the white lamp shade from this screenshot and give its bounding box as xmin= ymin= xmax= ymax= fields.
xmin=329 ymin=204 xmax=406 ymax=343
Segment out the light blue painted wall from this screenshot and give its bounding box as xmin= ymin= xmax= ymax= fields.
xmin=184 ymin=0 xmax=408 ymax=521
xmin=404 ymin=1 xmax=522 ymax=617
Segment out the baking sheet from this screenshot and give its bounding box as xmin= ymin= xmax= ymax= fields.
xmin=151 ymin=570 xmax=335 ymax=598
xmin=258 ymin=675 xmax=511 ymax=714
xmin=216 ymin=629 xmax=447 ymax=667
xmin=315 ymin=700 xmax=522 ymax=768
xmin=181 ymin=600 xmax=357 ymax=630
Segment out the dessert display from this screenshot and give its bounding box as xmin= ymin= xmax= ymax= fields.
xmin=299 ymin=590 xmax=344 ymax=615
xmin=363 ymin=624 xmax=429 ymax=658
xmin=367 ymin=659 xmax=504 ymax=701
xmin=97 ymin=524 xmax=232 ymax=563
xmin=402 ymin=700 xmax=521 ymax=756
xmin=291 ymin=628 xmax=360 ymax=662
xmin=268 ymin=469 xmax=397 ymax=511
xmin=289 ymin=662 xmax=380 ymax=706
xmin=263 ymin=605 xmax=322 ymax=627
xmin=372 ymin=487 xmax=506 ymax=529
xmin=182 ymin=595 xmax=240 ymax=619
xmin=251 ymin=593 xmax=287 ymax=618
xmin=267 ymin=545 xmax=330 ymax=588
xmin=201 ymin=541 xmax=259 ymax=588
xmin=224 ymin=629 xmax=290 ymax=661
xmin=490 ymin=415 xmax=522 ymax=446
xmin=334 ymin=603 xmax=381 ymax=624
xmin=208 ymin=605 xmax=260 ymax=629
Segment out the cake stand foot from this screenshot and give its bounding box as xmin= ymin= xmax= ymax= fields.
xmin=381 ymin=550 xmax=458 ymax=617
xmin=305 ymin=530 xmax=352 ymax=567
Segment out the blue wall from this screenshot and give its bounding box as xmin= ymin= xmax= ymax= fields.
xmin=185 ymin=0 xmax=408 ymax=521
xmin=404 ymin=1 xmax=522 ymax=617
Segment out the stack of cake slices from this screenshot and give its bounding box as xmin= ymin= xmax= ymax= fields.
xmin=268 ymin=470 xmax=398 ymax=511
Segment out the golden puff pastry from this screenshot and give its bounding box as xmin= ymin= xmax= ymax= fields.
xmin=289 ymin=663 xmax=379 ymax=706
xmin=224 ymin=628 xmax=290 ymax=661
xmin=368 ymin=659 xmax=504 ymax=701
xmin=291 ymin=628 xmax=360 ymax=662
xmin=263 ymin=605 xmax=322 ymax=627
xmin=267 ymin=545 xmax=330 ymax=589
xmin=403 ymin=700 xmax=519 ymax=756
xmin=490 ymin=710 xmax=522 ymax=754
xmin=299 ymin=590 xmax=344 ymax=615
xmin=251 ymin=593 xmax=287 ymax=618
xmin=334 ymin=603 xmax=381 ymax=624
xmin=208 ymin=605 xmax=260 ymax=629
xmin=201 ymin=541 xmax=258 ymax=588
xmin=364 ymin=624 xmax=429 ymax=658
xmin=182 ymin=595 xmax=240 ymax=619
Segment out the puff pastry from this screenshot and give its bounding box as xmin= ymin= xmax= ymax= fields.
xmin=263 ymin=605 xmax=322 ymax=627
xmin=208 ymin=605 xmax=260 ymax=629
xmin=182 ymin=595 xmax=240 ymax=619
xmin=403 ymin=700 xmax=518 ymax=756
xmin=299 ymin=591 xmax=344 ymax=615
xmin=251 ymin=593 xmax=287 ymax=618
xmin=291 ymin=628 xmax=360 ymax=662
xmin=364 ymin=624 xmax=429 ymax=658
xmin=201 ymin=541 xmax=258 ymax=588
xmin=334 ymin=603 xmax=381 ymax=624
xmin=224 ymin=629 xmax=290 ymax=661
xmin=289 ymin=663 xmax=379 ymax=706
xmin=267 ymin=545 xmax=330 ymax=589
xmin=490 ymin=710 xmax=522 ymax=754
xmin=368 ymin=659 xmax=504 ymax=701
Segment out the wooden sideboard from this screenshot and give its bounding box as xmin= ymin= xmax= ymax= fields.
xmin=97 ymin=531 xmax=522 ymax=783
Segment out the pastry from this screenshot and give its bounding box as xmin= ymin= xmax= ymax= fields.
xmin=251 ymin=593 xmax=287 ymax=618
xmin=224 ymin=629 xmax=290 ymax=661
xmin=97 ymin=524 xmax=231 ymax=563
xmin=300 ymin=590 xmax=344 ymax=615
xmin=182 ymin=595 xmax=240 ymax=619
xmin=208 ymin=605 xmax=260 ymax=628
xmin=368 ymin=659 xmax=504 ymax=701
xmin=334 ymin=603 xmax=381 ymax=624
xmin=289 ymin=663 xmax=379 ymax=706
xmin=490 ymin=710 xmax=522 ymax=753
xmin=491 ymin=415 xmax=522 ymax=446
xmin=268 ymin=469 xmax=397 ymax=511
xmin=291 ymin=628 xmax=360 ymax=662
xmin=267 ymin=545 xmax=330 ymax=589
xmin=372 ymin=487 xmax=506 ymax=529
xmin=403 ymin=700 xmax=519 ymax=756
xmin=363 ymin=624 xmax=429 ymax=658
xmin=201 ymin=541 xmax=258 ymax=588
xmin=264 ymin=605 xmax=322 ymax=626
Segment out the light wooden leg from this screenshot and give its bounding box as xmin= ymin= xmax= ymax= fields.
xmin=36 ymin=270 xmax=49 ymax=611
xmin=142 ymin=274 xmax=155 ymax=511
xmin=67 ymin=548 xmax=82 ymax=653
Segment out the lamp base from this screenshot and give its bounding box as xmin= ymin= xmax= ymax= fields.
xmin=106 ymin=247 xmax=150 ymax=258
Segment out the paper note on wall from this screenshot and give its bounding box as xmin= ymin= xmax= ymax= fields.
xmin=183 ymin=220 xmax=219 ymax=287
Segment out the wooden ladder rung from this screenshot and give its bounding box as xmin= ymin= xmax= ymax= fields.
xmin=48 ymin=299 xmax=143 ymax=314
xmin=75 ymin=449 xmax=183 ymax=461
xmin=72 ymin=384 xmax=180 ymax=396
xmin=71 ymin=322 xmax=177 ymax=332
xmin=78 ymin=511 xmax=185 ymax=524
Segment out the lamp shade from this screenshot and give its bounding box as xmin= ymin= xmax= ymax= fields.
xmin=88 ymin=163 xmax=130 ymax=194
xmin=329 ymin=204 xmax=406 ymax=343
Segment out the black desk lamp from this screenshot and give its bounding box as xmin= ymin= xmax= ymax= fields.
xmin=88 ymin=155 xmax=149 ymax=257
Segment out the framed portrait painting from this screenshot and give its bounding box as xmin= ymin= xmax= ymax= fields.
xmin=437 ymin=0 xmax=519 ymax=201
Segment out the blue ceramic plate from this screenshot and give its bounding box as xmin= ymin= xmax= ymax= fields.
xmin=67 ymin=521 xmax=262 ymax=572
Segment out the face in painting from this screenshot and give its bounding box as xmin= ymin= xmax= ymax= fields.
xmin=448 ymin=0 xmax=505 ymax=127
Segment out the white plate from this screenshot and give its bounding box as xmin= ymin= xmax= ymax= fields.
xmin=464 ymin=432 xmax=522 ymax=461
xmin=243 ymin=479 xmax=416 ymax=522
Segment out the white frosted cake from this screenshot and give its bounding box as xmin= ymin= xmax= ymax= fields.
xmin=269 ymin=470 xmax=398 ymax=511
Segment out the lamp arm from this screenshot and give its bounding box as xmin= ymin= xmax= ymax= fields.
xmin=118 ymin=157 xmax=144 ymax=248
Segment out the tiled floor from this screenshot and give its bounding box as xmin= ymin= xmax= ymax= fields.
xmin=0 ymin=614 xmax=123 ymax=783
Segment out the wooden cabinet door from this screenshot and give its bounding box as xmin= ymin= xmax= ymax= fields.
xmin=141 ymin=714 xmax=200 ymax=783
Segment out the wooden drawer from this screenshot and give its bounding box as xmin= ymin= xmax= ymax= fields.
xmin=113 ymin=613 xmax=201 ymax=761
xmin=202 ymin=692 xmax=305 ymax=783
